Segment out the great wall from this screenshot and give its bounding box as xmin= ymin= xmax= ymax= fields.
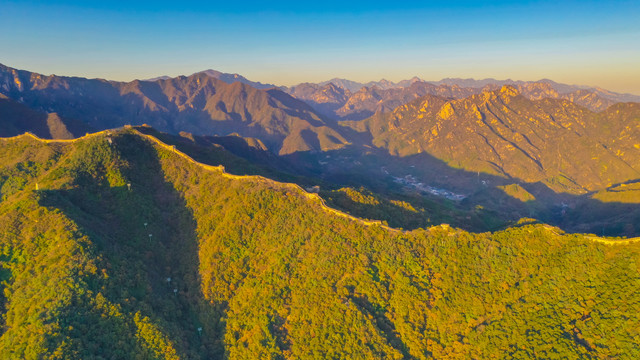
xmin=132 ymin=129 xmax=401 ymax=232
xmin=1 ymin=128 xmax=400 ymax=233
xmin=4 ymin=128 xmax=640 ymax=244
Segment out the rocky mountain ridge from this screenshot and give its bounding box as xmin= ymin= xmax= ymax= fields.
xmin=287 ymin=78 xmax=640 ymax=120
xmin=0 ymin=63 xmax=347 ymax=154
xmin=344 ymin=85 xmax=640 ymax=193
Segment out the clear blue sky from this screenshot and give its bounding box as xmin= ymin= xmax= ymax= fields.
xmin=1 ymin=0 xmax=639 ymax=93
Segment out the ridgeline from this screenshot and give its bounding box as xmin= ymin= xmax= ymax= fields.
xmin=0 ymin=128 xmax=639 ymax=359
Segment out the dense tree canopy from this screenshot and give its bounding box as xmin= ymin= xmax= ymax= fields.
xmin=0 ymin=130 xmax=638 ymax=359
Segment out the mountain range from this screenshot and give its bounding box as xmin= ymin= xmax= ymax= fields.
xmin=315 ymin=76 xmax=424 ymax=92
xmin=1 ymin=63 xmax=640 ymax=236
xmin=344 ymin=85 xmax=640 ymax=193
xmin=0 ymin=64 xmax=346 ymax=155
xmin=2 ymin=62 xmax=640 ymax=358
xmin=286 ymin=78 xmax=640 ymax=120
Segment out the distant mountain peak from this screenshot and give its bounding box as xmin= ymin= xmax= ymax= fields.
xmin=144 ymin=75 xmax=172 ymax=81
xmin=314 ymin=76 xmax=427 ymax=93
xmin=318 ymin=78 xmax=367 ymax=92
xmin=144 ymin=69 xmax=277 ymax=90
xmin=499 ymin=85 xmax=519 ymax=97
xmin=191 ymin=69 xmax=277 ymax=89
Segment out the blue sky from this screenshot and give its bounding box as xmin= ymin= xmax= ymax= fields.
xmin=1 ymin=0 xmax=639 ymax=93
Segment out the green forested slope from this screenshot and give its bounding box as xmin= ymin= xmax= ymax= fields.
xmin=1 ymin=130 xmax=639 ymax=359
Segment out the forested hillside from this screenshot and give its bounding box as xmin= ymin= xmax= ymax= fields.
xmin=1 ymin=129 xmax=639 ymax=359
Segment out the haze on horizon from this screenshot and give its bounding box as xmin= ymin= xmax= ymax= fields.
xmin=1 ymin=0 xmax=639 ymax=94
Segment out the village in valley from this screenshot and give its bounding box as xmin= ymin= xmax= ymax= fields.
xmin=392 ymin=173 xmax=467 ymax=201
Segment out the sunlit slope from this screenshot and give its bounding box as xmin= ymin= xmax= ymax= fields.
xmin=346 ymin=86 xmax=640 ymax=194
xmin=1 ymin=130 xmax=639 ymax=359
xmin=287 ymin=78 xmax=639 ymax=121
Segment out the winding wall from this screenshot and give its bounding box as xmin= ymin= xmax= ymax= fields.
xmin=5 ymin=128 xmax=639 ymax=243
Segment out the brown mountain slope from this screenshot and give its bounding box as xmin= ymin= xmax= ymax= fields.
xmin=0 ymin=64 xmax=347 ymax=154
xmin=589 ymin=102 xmax=640 ymax=169
xmin=344 ymin=86 xmax=640 ymax=193
xmin=286 ymin=82 xmax=351 ymax=118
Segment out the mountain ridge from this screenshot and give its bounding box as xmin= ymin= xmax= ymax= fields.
xmin=344 ymin=85 xmax=640 ymax=191
xmin=288 ymin=78 xmax=640 ymax=120
xmin=0 ymin=63 xmax=348 ymax=155
xmin=1 ymin=127 xmax=639 ymax=358
xmin=3 ymin=63 xmax=640 ymax=236
xmin=143 ymin=69 xmax=277 ymax=89
xmin=5 ymin=128 xmax=397 ymax=231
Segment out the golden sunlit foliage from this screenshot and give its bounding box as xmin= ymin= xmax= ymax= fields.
xmin=1 ymin=130 xmax=639 ymax=359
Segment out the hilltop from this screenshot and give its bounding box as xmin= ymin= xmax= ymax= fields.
xmin=0 ymin=128 xmax=639 ymax=359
